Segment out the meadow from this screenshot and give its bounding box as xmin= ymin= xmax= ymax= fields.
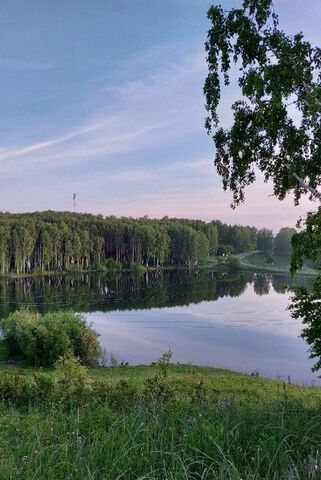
xmin=1 ymin=361 xmax=321 ymax=479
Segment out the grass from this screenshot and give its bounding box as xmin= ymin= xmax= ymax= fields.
xmin=0 ymin=341 xmax=8 ymax=361
xmin=1 ymin=363 xmax=321 ymax=479
xmin=239 ymin=252 xmax=318 ymax=275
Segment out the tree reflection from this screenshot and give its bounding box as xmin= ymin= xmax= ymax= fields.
xmin=271 ymin=275 xmax=289 ymax=294
xmin=0 ymin=269 xmax=313 ymax=319
xmin=253 ymin=274 xmax=271 ymax=296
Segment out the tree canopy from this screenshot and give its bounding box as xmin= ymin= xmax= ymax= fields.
xmin=204 ymin=0 xmax=321 ymax=206
xmin=274 ymin=227 xmax=296 ymax=256
xmin=256 ymin=228 xmax=274 ymax=260
xmin=204 ymin=0 xmax=321 ymax=370
xmin=0 ymin=211 xmax=292 ymax=274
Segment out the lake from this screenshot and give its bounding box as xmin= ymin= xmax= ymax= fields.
xmin=0 ymin=269 xmax=317 ymax=385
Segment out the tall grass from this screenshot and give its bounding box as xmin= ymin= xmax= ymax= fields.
xmin=1 ymin=363 xmax=321 ymax=479
xmin=1 ymin=400 xmax=321 ymax=479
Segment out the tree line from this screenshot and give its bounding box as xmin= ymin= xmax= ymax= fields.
xmin=0 ymin=211 xmax=295 ymax=274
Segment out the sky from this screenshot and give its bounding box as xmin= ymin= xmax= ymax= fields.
xmin=0 ymin=0 xmax=320 ymax=231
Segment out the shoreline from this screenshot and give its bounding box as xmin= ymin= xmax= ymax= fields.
xmin=237 ymin=251 xmax=318 ymax=277
xmin=0 ymin=253 xmax=317 ymax=280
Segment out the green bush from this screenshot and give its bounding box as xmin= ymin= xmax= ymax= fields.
xmin=30 ymin=267 xmax=44 ymax=276
xmin=67 ymin=265 xmax=83 ymax=274
xmin=91 ymin=261 xmax=107 ymax=273
xmin=103 ymin=258 xmax=123 ymax=271
xmin=217 ymin=244 xmax=235 ymax=256
xmin=0 ymin=370 xmax=38 ymax=407
xmin=53 ymin=356 xmax=93 ymax=407
xmin=0 ymin=309 xmax=101 ymax=366
xmin=130 ymin=263 xmax=147 ymax=274
xmin=142 ymin=375 xmax=175 ymax=407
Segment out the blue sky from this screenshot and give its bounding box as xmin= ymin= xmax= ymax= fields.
xmin=0 ymin=0 xmax=320 ymax=230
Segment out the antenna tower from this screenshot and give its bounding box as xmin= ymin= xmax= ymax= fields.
xmin=73 ymin=193 xmax=77 ymax=212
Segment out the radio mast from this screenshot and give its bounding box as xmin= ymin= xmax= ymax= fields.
xmin=72 ymin=193 xmax=77 ymax=212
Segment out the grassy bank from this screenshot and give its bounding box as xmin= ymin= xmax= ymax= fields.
xmin=238 ymin=252 xmax=318 ymax=276
xmin=1 ymin=363 xmax=321 ymax=479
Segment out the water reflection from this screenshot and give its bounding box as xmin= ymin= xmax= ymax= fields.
xmin=0 ymin=270 xmax=313 ymax=317
xmin=0 ymin=270 xmax=316 ymax=384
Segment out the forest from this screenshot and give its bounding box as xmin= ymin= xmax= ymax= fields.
xmin=0 ymin=211 xmax=292 ymax=275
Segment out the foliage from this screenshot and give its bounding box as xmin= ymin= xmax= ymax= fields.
xmin=129 ymin=263 xmax=148 ymax=274
xmin=256 ymin=228 xmax=274 ymax=261
xmin=53 ymin=356 xmax=93 ymax=406
xmin=91 ymin=261 xmax=107 ymax=273
xmin=103 ymin=258 xmax=123 ymax=271
xmin=204 ymin=0 xmax=321 ymax=369
xmin=274 ymin=227 xmax=296 ymax=256
xmin=0 ymin=212 xmax=222 ymax=273
xmin=142 ymin=374 xmax=175 ymax=408
xmin=0 ymin=309 xmax=101 ymax=366
xmin=241 ymin=252 xmax=317 ymax=276
xmin=156 ymin=349 xmax=173 ymax=378
xmin=214 ymin=220 xmax=256 ymax=253
xmin=204 ymin=0 xmax=321 ymax=206
xmin=217 ymin=244 xmax=234 ymax=256
xmin=0 ymin=211 xmax=300 ymax=273
xmin=1 ymin=364 xmax=321 ymax=478
xmin=290 ymin=276 xmax=321 ymax=371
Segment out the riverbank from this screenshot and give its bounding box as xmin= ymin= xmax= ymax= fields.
xmin=0 ymin=262 xmax=220 ymax=280
xmin=1 ymin=362 xmax=321 ymax=479
xmin=0 ymin=252 xmax=316 ymax=280
xmin=237 ymin=251 xmax=318 ymax=276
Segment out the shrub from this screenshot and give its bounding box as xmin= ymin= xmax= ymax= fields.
xmin=67 ymin=265 xmax=82 ymax=274
xmin=217 ymin=244 xmax=235 ymax=256
xmin=156 ymin=350 xmax=173 ymax=378
xmin=30 ymin=267 xmax=44 ymax=276
xmin=91 ymin=262 xmax=107 ymax=273
xmin=106 ymin=380 xmax=138 ymax=410
xmin=53 ymin=356 xmax=93 ymax=407
xmin=0 ymin=370 xmax=38 ymax=407
xmin=142 ymin=375 xmax=175 ymax=407
xmin=103 ymin=259 xmax=123 ymax=271
xmin=0 ymin=309 xmax=101 ymax=366
xmin=130 ymin=263 xmax=148 ymax=274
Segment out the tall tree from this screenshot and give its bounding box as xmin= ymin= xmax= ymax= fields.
xmin=274 ymin=227 xmax=296 ymax=256
xmin=204 ymin=0 xmax=321 ymax=369
xmin=257 ymin=228 xmax=274 ymax=260
xmin=204 ymin=0 xmax=321 ymax=205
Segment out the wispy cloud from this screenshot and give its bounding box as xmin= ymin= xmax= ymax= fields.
xmin=0 ymin=122 xmax=106 ymax=162
xmin=0 ymin=48 xmax=207 ymax=177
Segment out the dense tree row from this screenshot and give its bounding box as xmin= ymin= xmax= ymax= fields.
xmin=0 ymin=212 xmax=216 ymax=274
xmin=255 ymin=227 xmax=298 ymax=260
xmin=213 ymin=221 xmax=257 ymax=254
xmin=0 ymin=211 xmax=296 ymax=274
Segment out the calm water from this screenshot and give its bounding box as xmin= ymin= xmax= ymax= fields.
xmin=0 ymin=270 xmax=317 ymax=384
